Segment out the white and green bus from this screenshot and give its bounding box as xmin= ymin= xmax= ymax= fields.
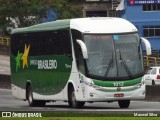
xmin=10 ymin=17 xmax=151 ymax=108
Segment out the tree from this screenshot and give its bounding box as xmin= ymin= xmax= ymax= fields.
xmin=0 ymin=0 xmax=83 ymax=29
xmin=45 ymin=0 xmax=83 ymax=19
xmin=0 ymin=0 xmax=46 ymax=27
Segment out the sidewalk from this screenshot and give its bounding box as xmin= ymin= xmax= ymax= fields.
xmin=0 ymin=55 xmax=10 ymax=62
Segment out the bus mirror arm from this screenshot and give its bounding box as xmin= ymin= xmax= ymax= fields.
xmin=140 ymin=37 xmax=152 ymax=56
xmin=76 ymin=39 xmax=88 ymax=59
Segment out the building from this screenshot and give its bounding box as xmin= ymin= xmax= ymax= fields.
xmin=83 ymin=0 xmax=120 ymax=17
xmin=118 ymin=0 xmax=160 ymax=57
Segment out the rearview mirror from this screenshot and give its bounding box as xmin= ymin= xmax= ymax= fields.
xmin=76 ymin=39 xmax=88 ymax=59
xmin=141 ymin=37 xmax=151 ymax=55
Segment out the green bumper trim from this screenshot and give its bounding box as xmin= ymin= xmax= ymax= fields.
xmin=93 ymin=77 xmax=142 ymax=87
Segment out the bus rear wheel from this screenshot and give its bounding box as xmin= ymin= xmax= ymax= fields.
xmin=27 ymin=85 xmax=46 ymax=107
xmin=68 ymin=86 xmax=85 ymax=108
xmin=118 ymin=100 xmax=130 ymax=108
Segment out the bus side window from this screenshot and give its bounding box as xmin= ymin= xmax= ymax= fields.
xmin=52 ymin=30 xmax=72 ymax=58
xmin=11 ymin=34 xmax=20 ymax=56
xmin=27 ymin=30 xmax=72 ymax=57
xmin=71 ymin=29 xmax=85 ymax=74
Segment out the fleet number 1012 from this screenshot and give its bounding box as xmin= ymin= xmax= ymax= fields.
xmin=113 ymin=82 xmax=124 ymax=87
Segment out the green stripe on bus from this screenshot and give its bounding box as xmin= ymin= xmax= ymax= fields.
xmin=93 ymin=77 xmax=142 ymax=87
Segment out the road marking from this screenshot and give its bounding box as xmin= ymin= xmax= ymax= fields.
xmin=0 ymin=88 xmax=11 ymax=91
xmin=0 ymin=60 xmax=10 ymax=65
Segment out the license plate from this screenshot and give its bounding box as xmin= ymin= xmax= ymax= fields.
xmin=114 ymin=93 xmax=124 ymax=97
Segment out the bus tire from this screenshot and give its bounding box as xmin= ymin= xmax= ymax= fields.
xmin=152 ymin=80 xmax=155 ymax=85
xmin=118 ymin=100 xmax=130 ymax=108
xmin=27 ymin=85 xmax=46 ymax=107
xmin=68 ymin=86 xmax=85 ymax=108
xmin=36 ymin=100 xmax=46 ymax=107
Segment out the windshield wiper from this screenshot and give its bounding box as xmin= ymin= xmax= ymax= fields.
xmin=119 ymin=50 xmax=133 ymax=79
xmin=105 ymin=53 xmax=113 ymax=77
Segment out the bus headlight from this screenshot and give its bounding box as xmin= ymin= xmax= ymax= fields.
xmin=140 ymin=77 xmax=145 ymax=85
xmin=84 ymin=80 xmax=100 ymax=89
xmin=136 ymin=78 xmax=145 ymax=88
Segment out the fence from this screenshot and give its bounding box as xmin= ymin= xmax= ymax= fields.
xmin=0 ymin=37 xmax=10 ymax=55
xmin=0 ymin=37 xmax=10 ymax=46
xmin=144 ymin=56 xmax=160 ymax=67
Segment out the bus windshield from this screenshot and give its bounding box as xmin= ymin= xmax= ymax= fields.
xmin=84 ymin=33 xmax=143 ymax=80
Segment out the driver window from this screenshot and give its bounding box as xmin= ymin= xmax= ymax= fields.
xmin=71 ymin=29 xmax=85 ymax=74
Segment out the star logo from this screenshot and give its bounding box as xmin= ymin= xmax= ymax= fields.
xmin=21 ymin=44 xmax=30 ymax=69
xmin=15 ymin=50 xmax=22 ymax=72
xmin=15 ymin=44 xmax=30 ymax=72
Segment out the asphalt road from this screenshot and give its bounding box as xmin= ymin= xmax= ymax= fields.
xmin=0 ymin=55 xmax=10 ymax=75
xmin=1 ymin=89 xmax=160 ymax=114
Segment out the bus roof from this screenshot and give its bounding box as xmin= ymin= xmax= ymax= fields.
xmin=12 ymin=17 xmax=137 ymax=34
xmin=70 ymin=17 xmax=137 ymax=34
xmin=12 ymin=19 xmax=71 ymax=34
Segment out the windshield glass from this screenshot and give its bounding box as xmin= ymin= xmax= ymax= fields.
xmin=84 ymin=33 xmax=143 ymax=80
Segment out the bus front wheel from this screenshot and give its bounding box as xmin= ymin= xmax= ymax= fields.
xmin=27 ymin=85 xmax=46 ymax=107
xmin=68 ymin=86 xmax=85 ymax=108
xmin=118 ymin=100 xmax=130 ymax=108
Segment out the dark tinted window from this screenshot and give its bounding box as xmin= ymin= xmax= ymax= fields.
xmin=143 ymin=4 xmax=160 ymax=11
xmin=143 ymin=26 xmax=160 ymax=37
xmin=11 ymin=34 xmax=26 ymax=56
xmin=11 ymin=30 xmax=72 ymax=56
